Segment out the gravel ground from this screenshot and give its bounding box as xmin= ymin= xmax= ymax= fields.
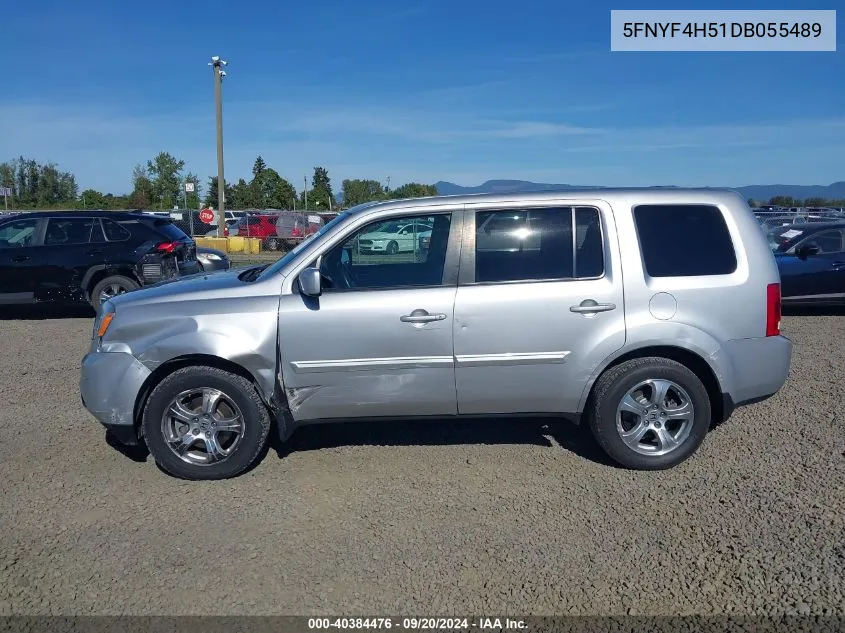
xmin=0 ymin=307 xmax=842 ymax=616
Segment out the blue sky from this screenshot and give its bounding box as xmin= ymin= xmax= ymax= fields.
xmin=0 ymin=0 xmax=842 ymax=195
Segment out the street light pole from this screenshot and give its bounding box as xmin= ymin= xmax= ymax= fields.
xmin=209 ymin=56 xmax=228 ymax=238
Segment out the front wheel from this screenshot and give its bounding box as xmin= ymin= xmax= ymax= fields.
xmin=265 ymin=237 xmax=280 ymax=251
xmin=142 ymin=366 xmax=271 ymax=480
xmin=586 ymin=357 xmax=711 ymax=470
xmin=386 ymin=240 xmax=399 ymax=255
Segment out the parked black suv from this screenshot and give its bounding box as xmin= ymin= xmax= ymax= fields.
xmin=0 ymin=211 xmax=200 ymax=309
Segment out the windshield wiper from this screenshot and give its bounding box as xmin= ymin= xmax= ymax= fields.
xmin=239 ymin=264 xmax=269 ymax=282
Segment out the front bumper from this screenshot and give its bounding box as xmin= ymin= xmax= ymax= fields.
xmin=197 ymin=258 xmax=230 ymax=272
xmin=80 ymin=351 xmax=151 ymax=443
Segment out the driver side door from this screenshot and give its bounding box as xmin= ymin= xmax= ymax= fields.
xmin=782 ymin=229 xmax=845 ymax=303
xmin=0 ymin=217 xmax=44 ymax=304
xmin=277 ymin=208 xmax=464 ymax=422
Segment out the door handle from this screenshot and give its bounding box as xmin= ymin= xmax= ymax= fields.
xmin=89 ymin=249 xmax=104 ymax=256
xmin=400 ymin=309 xmax=447 ymax=323
xmin=11 ymin=255 xmax=29 ymax=263
xmin=570 ymin=299 xmax=616 ymax=314
xmin=832 ymin=261 xmax=845 ymax=270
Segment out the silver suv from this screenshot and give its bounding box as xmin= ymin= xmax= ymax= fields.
xmin=80 ymin=189 xmax=792 ymax=480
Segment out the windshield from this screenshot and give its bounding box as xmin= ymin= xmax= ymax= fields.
xmin=256 ymin=211 xmax=351 ymax=280
xmin=767 ymin=226 xmax=804 ymax=252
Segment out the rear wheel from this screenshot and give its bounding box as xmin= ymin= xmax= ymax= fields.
xmin=587 ymin=357 xmax=711 ymax=470
xmin=89 ymin=275 xmax=139 ymax=310
xmin=142 ymin=366 xmax=271 ymax=480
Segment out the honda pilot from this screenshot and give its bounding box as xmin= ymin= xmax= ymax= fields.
xmin=80 ymin=190 xmax=792 ymax=480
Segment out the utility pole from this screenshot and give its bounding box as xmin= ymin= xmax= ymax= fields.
xmin=304 ymin=175 xmax=308 ymax=211
xmin=209 ymin=55 xmax=228 ymax=237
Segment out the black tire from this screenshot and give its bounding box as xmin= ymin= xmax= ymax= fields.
xmin=142 ymin=366 xmax=272 ymax=480
xmin=265 ymin=237 xmax=280 ymax=251
xmin=89 ymin=275 xmax=139 ymax=310
xmin=387 ymin=240 xmax=399 ymax=255
xmin=586 ymin=357 xmax=711 ymax=470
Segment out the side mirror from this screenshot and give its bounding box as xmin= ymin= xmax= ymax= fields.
xmin=299 ymin=267 xmax=322 ymax=297
xmin=796 ymin=243 xmax=820 ymax=259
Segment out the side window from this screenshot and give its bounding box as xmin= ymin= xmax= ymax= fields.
xmin=474 ymin=207 xmax=604 ymax=283
xmin=318 ymin=213 xmax=452 ymax=291
xmin=102 ymin=219 xmax=132 ymax=242
xmin=633 ymin=204 xmax=737 ymax=277
xmin=806 ymin=230 xmax=843 ymax=254
xmin=0 ymin=218 xmax=39 ymax=249
xmin=44 ymin=218 xmax=95 ymax=245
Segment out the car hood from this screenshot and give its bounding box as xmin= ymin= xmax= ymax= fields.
xmin=109 ymin=266 xmax=273 ymax=308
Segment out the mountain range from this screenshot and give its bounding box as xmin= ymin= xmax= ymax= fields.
xmin=433 ymin=180 xmax=845 ymax=202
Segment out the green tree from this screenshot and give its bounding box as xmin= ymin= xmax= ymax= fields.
xmin=342 ymin=179 xmax=385 ymax=207
xmin=390 ymin=182 xmax=438 ymax=199
xmin=769 ymin=196 xmax=795 ymax=207
xmin=130 ymin=164 xmax=153 ymax=208
xmin=251 ymin=168 xmax=296 ymax=209
xmin=79 ymin=189 xmax=107 ymax=209
xmin=302 ymin=166 xmax=333 ymax=210
xmin=229 ymin=178 xmax=254 ymax=209
xmin=804 ymin=197 xmax=828 ymax=207
xmin=183 ymin=172 xmax=201 ymax=209
xmin=146 ymin=152 xmax=185 ymax=210
xmin=252 ymin=156 xmax=267 ymax=179
xmin=205 ymin=176 xmax=233 ymax=208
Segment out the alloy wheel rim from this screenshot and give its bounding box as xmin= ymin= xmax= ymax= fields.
xmin=615 ymin=378 xmax=695 ymax=457
xmin=99 ymin=283 xmax=127 ymax=304
xmin=161 ymin=387 xmax=246 ymax=466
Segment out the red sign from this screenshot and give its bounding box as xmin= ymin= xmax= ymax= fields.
xmin=199 ymin=208 xmax=215 ymax=224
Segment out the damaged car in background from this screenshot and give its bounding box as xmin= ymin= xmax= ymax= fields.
xmin=0 ymin=211 xmax=200 ymax=309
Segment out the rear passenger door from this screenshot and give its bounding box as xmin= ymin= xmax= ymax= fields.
xmin=33 ymin=216 xmax=100 ymax=301
xmin=453 ymin=201 xmax=626 ymax=416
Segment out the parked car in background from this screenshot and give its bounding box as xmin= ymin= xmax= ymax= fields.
xmin=274 ymin=212 xmax=323 ymax=250
xmin=196 ymin=247 xmax=230 ymax=272
xmin=0 ymin=211 xmax=199 ymax=309
xmin=227 ymin=213 xmax=279 ymax=241
xmin=80 ymin=189 xmax=792 ymax=480
xmin=767 ymin=221 xmax=845 ymax=305
xmin=357 ymin=218 xmax=433 ymax=254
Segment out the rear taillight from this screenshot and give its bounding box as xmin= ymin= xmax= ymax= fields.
xmin=155 ymin=241 xmax=179 ymax=253
xmin=766 ymin=283 xmax=781 ymax=337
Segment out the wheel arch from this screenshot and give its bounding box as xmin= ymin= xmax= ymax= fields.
xmin=578 ymin=345 xmax=727 ymax=427
xmin=83 ymin=266 xmax=140 ymax=301
xmin=133 ymin=354 xmax=271 ymax=433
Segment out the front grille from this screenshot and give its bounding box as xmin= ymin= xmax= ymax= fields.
xmin=359 ymin=240 xmax=373 ymax=247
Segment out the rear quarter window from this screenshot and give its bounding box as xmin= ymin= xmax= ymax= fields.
xmin=633 ymin=204 xmax=737 ymax=277
xmin=151 ymin=220 xmax=190 ymax=241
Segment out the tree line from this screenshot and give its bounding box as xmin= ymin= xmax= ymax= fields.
xmin=0 ymin=154 xmax=440 ymax=211
xmin=748 ymin=196 xmax=845 ymax=208
xmin=3 ymin=156 xmax=843 ymax=211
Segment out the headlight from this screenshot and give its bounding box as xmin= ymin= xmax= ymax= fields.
xmin=92 ymin=301 xmax=116 ymax=339
xmin=372 ymin=240 xmax=385 ymax=246
xmin=203 ymin=253 xmax=222 ymax=261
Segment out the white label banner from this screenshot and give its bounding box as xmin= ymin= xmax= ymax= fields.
xmin=611 ymin=10 xmax=836 ymax=51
